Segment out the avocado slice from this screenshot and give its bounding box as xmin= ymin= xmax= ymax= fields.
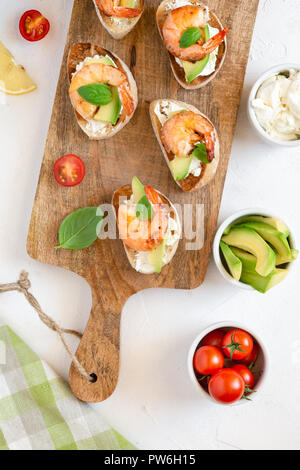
xmin=132 ymin=176 xmax=145 ymax=203
xmin=148 ymin=239 xmax=166 ymax=274
xmin=292 ymin=249 xmax=299 ymax=260
xmin=168 ymin=109 xmax=186 ymax=117
xmin=220 ymin=241 xmax=242 ymax=281
xmin=222 ymin=226 xmax=276 ymax=277
xmin=230 ymin=247 xmax=257 ymax=272
xmin=86 ymin=56 xmax=115 ymax=67
xmin=223 ymin=215 xmax=290 ymax=237
xmin=240 ymin=268 xmax=288 ymax=293
xmin=182 ymin=26 xmax=210 ymax=84
xmin=120 ymin=0 xmax=135 ymax=7
xmin=94 ymin=86 xmax=122 ymax=125
xmin=92 ymin=56 xmax=122 ymax=125
xmin=231 ymin=245 xmax=288 ymax=292
xmin=238 ymin=221 xmax=292 ymax=265
xmin=169 ymin=156 xmax=192 ymax=181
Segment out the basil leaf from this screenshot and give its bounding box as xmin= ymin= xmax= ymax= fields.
xmin=56 ymin=207 xmax=103 ymax=250
xmin=77 ymin=83 xmax=112 ymax=106
xmin=136 ymin=196 xmax=152 ymax=220
xmin=192 ymin=143 xmax=210 ymax=164
xmin=180 ymin=27 xmax=202 ymax=49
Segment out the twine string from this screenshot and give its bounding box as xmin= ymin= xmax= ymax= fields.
xmin=0 ymin=271 xmax=93 ymax=383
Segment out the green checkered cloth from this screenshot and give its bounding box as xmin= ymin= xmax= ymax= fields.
xmin=0 ymin=326 xmax=136 ymax=450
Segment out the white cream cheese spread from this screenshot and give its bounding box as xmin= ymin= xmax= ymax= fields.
xmin=251 ymin=70 xmax=300 ymax=141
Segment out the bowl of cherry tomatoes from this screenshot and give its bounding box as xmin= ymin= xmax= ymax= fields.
xmin=187 ymin=322 xmax=269 ymax=405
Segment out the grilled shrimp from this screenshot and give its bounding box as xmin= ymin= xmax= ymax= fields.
xmin=69 ymin=62 xmax=134 ymax=121
xmin=96 ymin=0 xmax=141 ymax=18
xmin=118 ymin=186 xmax=169 ymax=252
xmin=161 ymin=111 xmax=215 ymax=162
xmin=162 ymin=5 xmax=228 ymax=62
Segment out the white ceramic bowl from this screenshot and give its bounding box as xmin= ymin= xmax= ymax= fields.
xmin=248 ymin=63 xmax=300 ymax=147
xmin=213 ymin=208 xmax=296 ymax=291
xmin=187 ymin=321 xmax=270 ymax=406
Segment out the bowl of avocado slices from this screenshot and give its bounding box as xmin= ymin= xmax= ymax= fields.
xmin=213 ymin=209 xmax=298 ymax=293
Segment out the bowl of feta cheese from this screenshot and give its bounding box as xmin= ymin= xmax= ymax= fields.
xmin=248 ymin=64 xmax=300 ymax=146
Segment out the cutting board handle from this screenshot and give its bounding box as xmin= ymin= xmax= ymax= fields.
xmin=69 ymin=285 xmax=129 ymax=403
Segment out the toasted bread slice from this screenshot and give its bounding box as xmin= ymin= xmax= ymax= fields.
xmin=93 ymin=0 xmax=144 ymax=40
xmin=150 ymin=99 xmax=220 ymax=193
xmin=156 ymin=0 xmax=227 ymax=90
xmin=112 ymin=184 xmax=181 ymax=274
xmin=68 ymin=42 xmax=138 ymax=140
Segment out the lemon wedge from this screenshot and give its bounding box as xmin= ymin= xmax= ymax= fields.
xmin=0 ymin=42 xmax=37 ymax=95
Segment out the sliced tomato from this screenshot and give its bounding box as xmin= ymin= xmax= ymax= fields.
xmin=54 ymin=155 xmax=85 ymax=187
xmin=19 ymin=10 xmax=50 ymax=42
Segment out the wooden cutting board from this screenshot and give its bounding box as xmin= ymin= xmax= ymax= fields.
xmin=27 ymin=0 xmax=259 ymax=402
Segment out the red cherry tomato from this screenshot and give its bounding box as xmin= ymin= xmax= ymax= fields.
xmin=19 ymin=10 xmax=50 ymax=42
xmin=232 ymin=364 xmax=255 ymax=389
xmin=222 ymin=329 xmax=253 ymax=361
xmin=54 ymin=155 xmax=85 ymax=187
xmin=208 ymin=368 xmax=245 ymax=404
xmin=201 ymin=329 xmax=225 ymax=350
xmin=240 ymin=342 xmax=259 ymax=366
xmin=193 ymin=346 xmax=224 ymax=376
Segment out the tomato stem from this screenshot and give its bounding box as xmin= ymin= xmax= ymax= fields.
xmin=223 ymin=333 xmax=245 ymax=359
xmin=199 ymin=374 xmax=211 ymax=382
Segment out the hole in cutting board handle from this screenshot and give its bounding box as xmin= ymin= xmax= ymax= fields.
xmin=90 ymin=373 xmax=98 ymax=383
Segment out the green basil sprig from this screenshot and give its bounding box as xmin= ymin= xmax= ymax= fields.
xmin=136 ymin=196 xmax=152 ymax=220
xmin=180 ymin=27 xmax=202 ymax=49
xmin=192 ymin=143 xmax=210 ymax=164
xmin=56 ymin=207 xmax=103 ymax=250
xmin=77 ymin=83 xmax=112 ymax=106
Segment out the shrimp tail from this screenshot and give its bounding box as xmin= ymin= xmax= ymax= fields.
xmin=145 ymin=186 xmax=163 ymax=205
xmin=113 ymin=7 xmax=142 ymax=18
xmin=119 ymin=84 xmax=135 ymax=116
xmin=204 ymin=132 xmax=215 ymax=162
xmin=202 ymin=27 xmax=229 ymax=56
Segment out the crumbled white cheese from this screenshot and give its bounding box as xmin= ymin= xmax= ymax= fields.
xmin=187 ymin=155 xmax=202 ymax=177
xmin=165 ymin=215 xmax=181 ymax=247
xmin=154 ymin=100 xmax=184 ymax=126
xmin=85 ymin=119 xmax=112 ymax=136
xmin=164 ymin=0 xmax=209 ymax=20
xmin=73 ymin=55 xmax=117 ymax=77
xmin=107 ymin=16 xmax=134 ymax=31
xmin=252 ymin=70 xmax=300 ymax=141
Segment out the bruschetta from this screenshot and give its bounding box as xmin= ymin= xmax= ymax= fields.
xmin=93 ymin=0 xmax=144 ymax=40
xmin=68 ymin=42 xmax=138 ymax=140
xmin=113 ymin=177 xmax=181 ymax=274
xmin=150 ymin=99 xmax=220 ymax=192
xmin=156 ymin=0 xmax=228 ymax=90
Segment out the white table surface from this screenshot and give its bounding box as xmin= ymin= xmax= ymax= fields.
xmin=1 ymin=0 xmax=300 ymax=450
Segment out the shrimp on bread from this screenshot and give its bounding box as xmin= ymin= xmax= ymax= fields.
xmin=156 ymin=0 xmax=228 ymax=89
xmin=68 ymin=43 xmax=138 ymax=140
